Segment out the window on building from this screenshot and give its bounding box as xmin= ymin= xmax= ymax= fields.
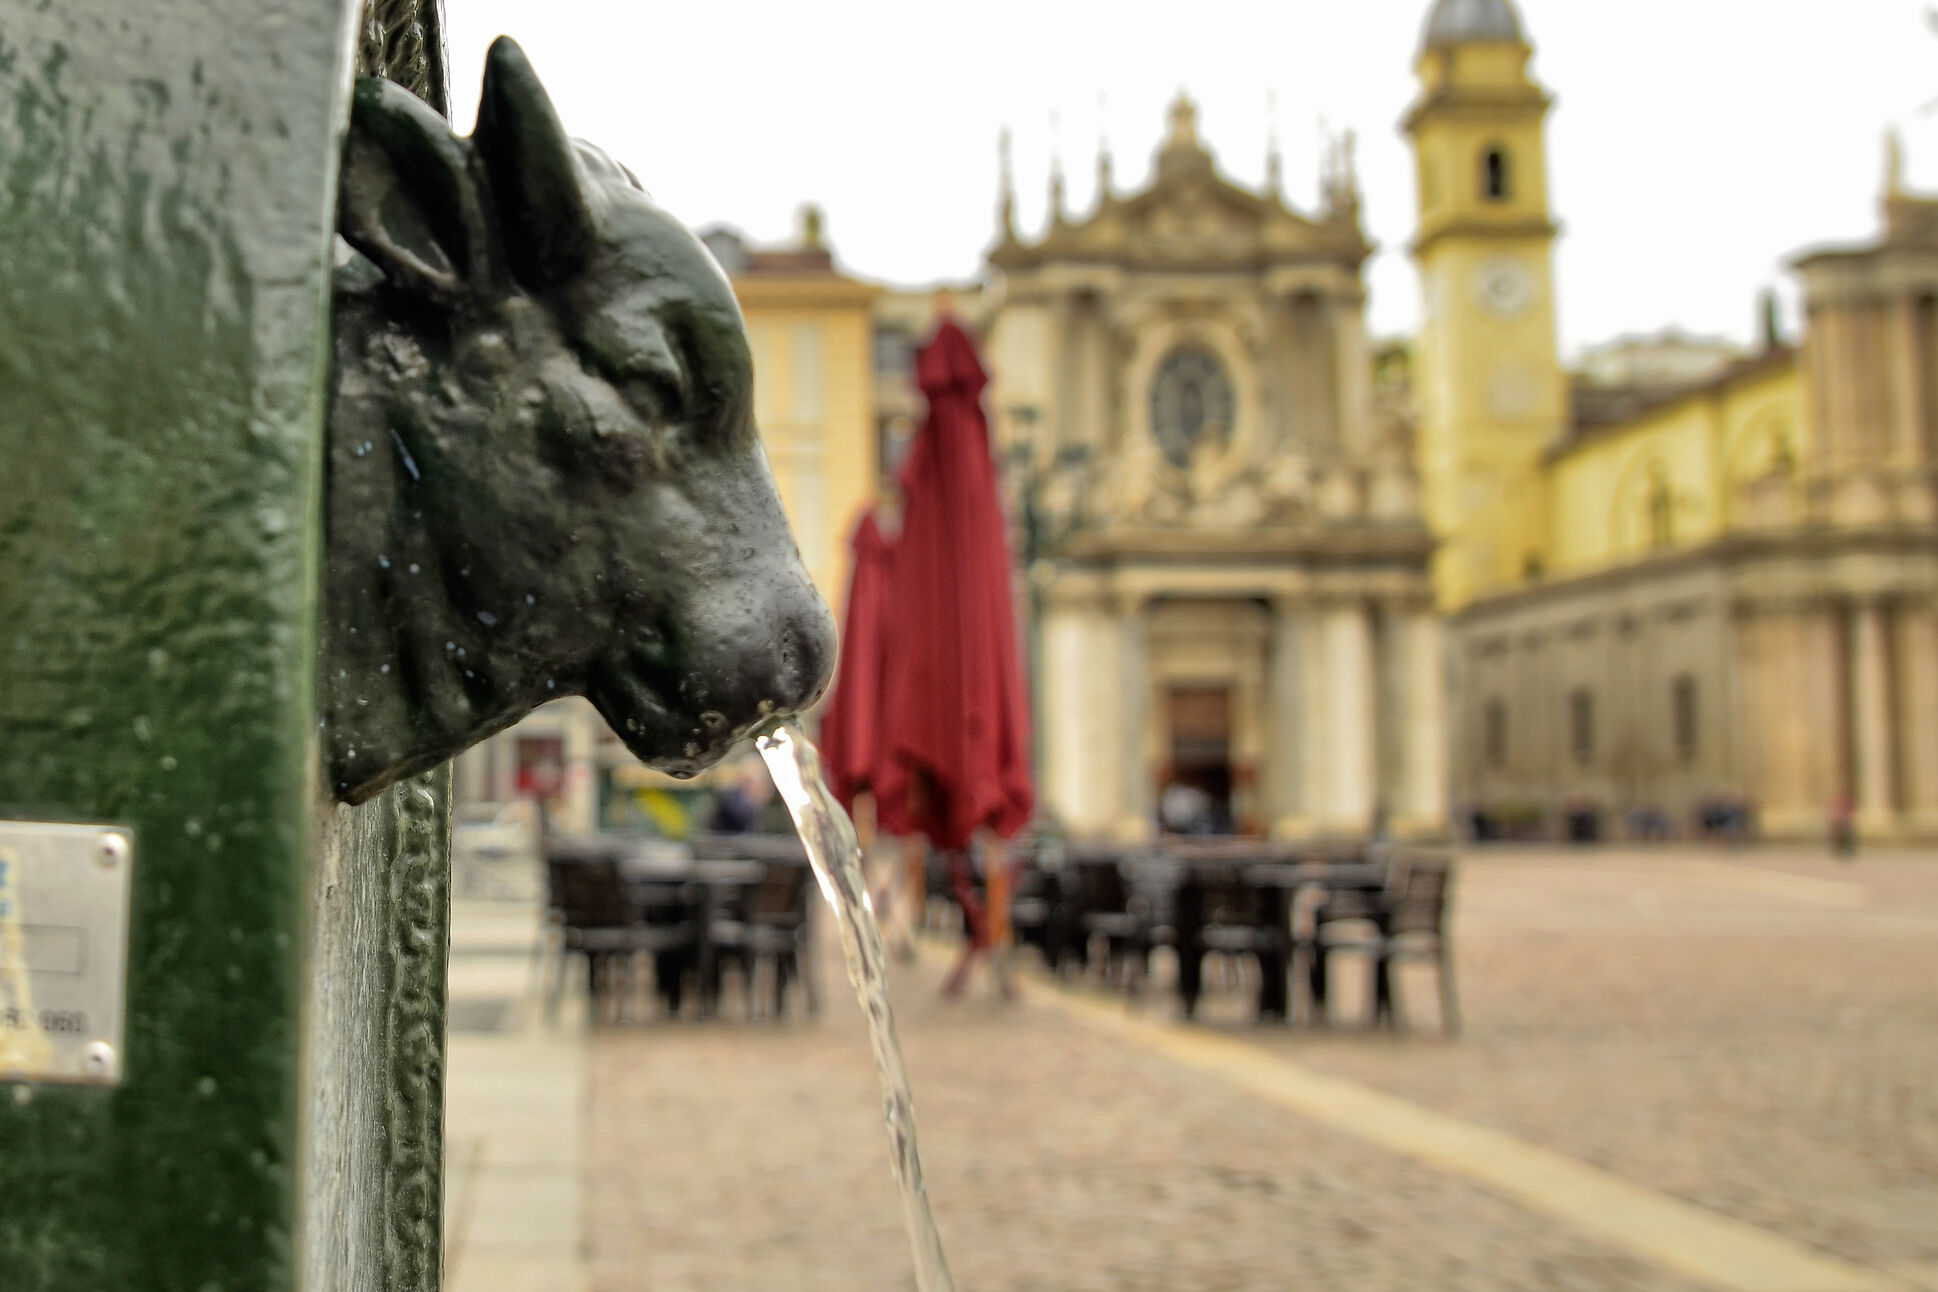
xmin=1569 ymin=688 xmax=1594 ymax=765
xmin=876 ymin=413 xmax=913 ymax=480
xmin=791 ymin=324 xmax=824 ymax=422
xmin=1483 ymin=698 xmax=1507 ymax=769
xmin=745 ymin=321 xmax=776 ymax=428
xmin=872 ymin=326 xmax=913 ymax=378
xmin=1150 ymin=346 xmax=1234 ymax=468
xmin=1672 ymin=675 xmax=1699 ymax=762
xmin=1482 ymin=146 xmax=1511 ymax=201
xmin=1645 ymin=461 xmax=1674 ymax=549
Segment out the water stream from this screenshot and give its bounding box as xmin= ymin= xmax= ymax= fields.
xmin=756 ymin=721 xmax=956 ymax=1292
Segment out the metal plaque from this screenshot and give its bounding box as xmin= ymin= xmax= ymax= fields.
xmin=0 ymin=820 xmax=134 ymax=1085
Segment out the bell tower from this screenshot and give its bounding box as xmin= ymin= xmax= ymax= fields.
xmin=1405 ymin=0 xmax=1565 ymax=609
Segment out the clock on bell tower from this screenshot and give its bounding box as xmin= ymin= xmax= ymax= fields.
xmin=1404 ymin=0 xmax=1566 ymax=611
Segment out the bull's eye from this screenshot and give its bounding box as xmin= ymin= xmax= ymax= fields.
xmin=621 ymin=370 xmax=685 ymax=426
xmin=578 ymin=307 xmax=690 ymax=423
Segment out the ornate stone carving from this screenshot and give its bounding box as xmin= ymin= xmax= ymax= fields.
xmin=321 ymin=39 xmax=837 ymax=804
xmin=1089 ymin=432 xmax=1316 ymax=531
xmin=355 ymin=0 xmax=444 ymax=106
xmin=381 ymin=765 xmax=452 ymax=1292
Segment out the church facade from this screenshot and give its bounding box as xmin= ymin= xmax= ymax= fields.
xmin=981 ymin=98 xmax=1447 ymax=841
xmin=972 ymin=0 xmax=1938 ymax=843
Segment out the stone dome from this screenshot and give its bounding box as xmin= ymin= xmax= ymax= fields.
xmin=1419 ymin=0 xmax=1526 ymax=50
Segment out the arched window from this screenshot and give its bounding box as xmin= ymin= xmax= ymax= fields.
xmin=1645 ymin=461 xmax=1674 ymax=549
xmin=1481 ymin=146 xmax=1511 ymax=202
xmin=1483 ymin=698 xmax=1507 ymax=769
xmin=1150 ymin=346 xmax=1234 ymax=468
xmin=1569 ymin=688 xmax=1595 ymax=765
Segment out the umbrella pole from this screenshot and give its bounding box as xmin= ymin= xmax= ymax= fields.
xmin=984 ymin=836 xmax=1017 ymax=1002
xmin=940 ymin=850 xmax=982 ymax=997
xmin=899 ymin=833 xmax=927 ymax=953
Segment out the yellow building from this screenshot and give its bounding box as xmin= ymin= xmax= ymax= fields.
xmin=1545 ymin=350 xmax=1802 ymax=577
xmin=704 ymin=210 xmax=881 ymax=619
xmin=1414 ymin=0 xmax=1938 ymax=840
xmin=1405 ymin=0 xmax=1567 ymax=610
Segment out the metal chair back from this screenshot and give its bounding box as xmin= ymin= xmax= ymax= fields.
xmin=546 ymin=856 xmax=635 ymax=931
xmin=1384 ymin=859 xmax=1452 ymax=938
xmin=1073 ymin=856 xmax=1133 ymax=917
xmin=744 ymin=861 xmax=814 ymax=928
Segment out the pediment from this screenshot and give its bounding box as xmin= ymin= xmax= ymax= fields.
xmin=993 ymin=166 xmax=1365 ymax=272
xmin=988 ymin=94 xmax=1371 ymax=272
xmin=1120 ymin=173 xmax=1277 ymax=252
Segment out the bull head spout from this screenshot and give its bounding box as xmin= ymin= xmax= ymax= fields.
xmin=321 ymin=38 xmax=836 ymax=805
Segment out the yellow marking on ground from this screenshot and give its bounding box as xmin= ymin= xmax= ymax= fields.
xmin=1009 ymin=969 xmax=1911 ymax=1292
xmin=1651 ymin=858 xmax=1869 ymax=908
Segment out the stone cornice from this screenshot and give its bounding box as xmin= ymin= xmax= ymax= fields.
xmin=1453 ymin=524 xmax=1938 ymax=622
xmin=1401 ymin=84 xmax=1552 ymax=135
xmin=1054 ymin=522 xmax=1436 ymax=565
xmin=730 ymin=272 xmax=880 ymax=309
xmin=1410 ymin=215 xmax=1560 ymax=258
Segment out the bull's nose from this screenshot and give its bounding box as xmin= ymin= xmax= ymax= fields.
xmin=771 ymin=581 xmax=838 ymax=718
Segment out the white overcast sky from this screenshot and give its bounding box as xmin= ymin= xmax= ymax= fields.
xmin=444 ymin=1 xmax=1938 ymax=359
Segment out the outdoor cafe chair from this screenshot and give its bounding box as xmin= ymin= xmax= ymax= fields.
xmin=703 ymin=860 xmax=820 ymax=1021
xmin=1172 ymin=862 xmax=1294 ymax=1021
xmin=689 ymin=831 xmax=808 ymax=865
xmin=1071 ymin=856 xmax=1152 ymax=989
xmin=1007 ymin=860 xmax=1077 ymax=974
xmin=1303 ymin=856 xmax=1457 ymax=1034
xmin=540 ymin=852 xmax=703 ymax=1024
xmin=1374 ymin=858 xmax=1459 ymax=1035
xmin=1300 ymin=857 xmax=1386 ymax=1024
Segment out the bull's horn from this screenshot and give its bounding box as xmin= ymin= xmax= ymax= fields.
xmin=472 ymin=36 xmax=600 ymax=288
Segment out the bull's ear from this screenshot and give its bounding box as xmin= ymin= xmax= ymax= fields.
xmin=472 ymin=37 xmax=599 ymax=288
xmin=338 ymin=78 xmax=500 ymax=306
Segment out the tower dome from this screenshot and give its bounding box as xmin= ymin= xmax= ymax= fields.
xmin=1419 ymin=0 xmax=1525 ymax=51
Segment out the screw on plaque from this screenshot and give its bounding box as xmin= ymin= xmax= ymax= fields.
xmin=82 ymin=1042 xmax=118 ymax=1079
xmin=94 ymin=832 xmax=129 ymax=869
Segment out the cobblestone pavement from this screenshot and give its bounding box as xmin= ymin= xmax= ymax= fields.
xmin=584 ymin=847 xmax=1938 ymax=1291
xmin=1240 ymin=848 xmax=1938 ymax=1285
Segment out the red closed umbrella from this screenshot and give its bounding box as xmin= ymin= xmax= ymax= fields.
xmin=817 ymin=508 xmax=904 ymax=833
xmin=874 ymin=316 xmax=1034 ymax=854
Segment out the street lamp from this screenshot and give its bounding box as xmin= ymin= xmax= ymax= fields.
xmin=999 ymin=407 xmax=1091 ymax=782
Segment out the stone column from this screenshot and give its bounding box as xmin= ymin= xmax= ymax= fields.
xmin=1851 ymin=598 xmax=1897 ymax=834
xmin=1398 ymin=610 xmax=1449 ymax=836
xmin=1897 ymin=606 xmax=1938 ymax=831
xmin=1268 ymin=597 xmax=1307 ymax=837
xmin=1051 ymin=292 xmax=1077 ymax=449
xmin=1040 ymin=595 xmax=1120 ymax=837
xmin=1814 ymin=307 xmax=1857 ymax=471
xmin=1892 ymin=296 xmax=1927 ymax=467
xmin=1321 ymin=600 xmax=1377 ymax=833
xmin=1804 ymin=606 xmax=1849 ymax=832
xmin=1332 ymin=290 xmax=1374 ymax=458
xmin=1296 ymin=606 xmax=1332 ymax=834
xmin=1117 ymin=595 xmax=1154 ymax=839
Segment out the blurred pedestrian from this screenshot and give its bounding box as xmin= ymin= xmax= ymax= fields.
xmin=709 ymin=761 xmax=769 ymax=835
xmin=1829 ymin=793 xmax=1856 ymax=860
xmin=1160 ymin=781 xmax=1211 ymax=835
